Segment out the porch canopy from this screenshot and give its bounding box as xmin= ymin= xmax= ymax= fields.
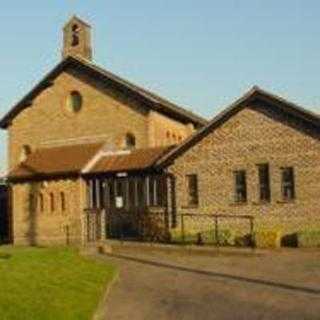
xmin=8 ymin=142 xmax=177 ymax=239
xmin=8 ymin=142 xmax=176 ymax=216
xmin=83 ymin=145 xmax=174 ymax=212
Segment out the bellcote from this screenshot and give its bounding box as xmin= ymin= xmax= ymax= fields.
xmin=62 ymin=16 xmax=92 ymax=61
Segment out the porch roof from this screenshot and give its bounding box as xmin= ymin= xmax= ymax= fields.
xmin=8 ymin=142 xmax=104 ymax=180
xmin=8 ymin=143 xmax=173 ymax=181
xmin=89 ymin=146 xmax=173 ymax=174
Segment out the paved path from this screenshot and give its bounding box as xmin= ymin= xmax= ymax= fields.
xmin=101 ymin=248 xmax=320 ymax=320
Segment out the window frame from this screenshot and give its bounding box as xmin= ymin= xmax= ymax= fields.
xmin=60 ymin=192 xmax=66 ymax=212
xmin=49 ymin=193 xmax=55 ymax=212
xmin=186 ymin=174 xmax=199 ymax=207
xmin=281 ymin=167 xmax=295 ymax=201
xmin=125 ymin=133 xmax=136 ymax=150
xmin=257 ymin=164 xmax=271 ymax=203
xmin=66 ymin=91 xmax=83 ymax=113
xmin=234 ymin=170 xmax=247 ymax=204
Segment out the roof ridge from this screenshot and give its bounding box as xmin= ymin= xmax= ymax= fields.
xmin=156 ymin=86 xmax=320 ymax=167
xmin=0 ymin=56 xmax=207 ymax=129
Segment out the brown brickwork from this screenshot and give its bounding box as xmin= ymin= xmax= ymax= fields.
xmin=6 ymin=52 xmax=195 ymax=246
xmin=11 ymin=178 xmax=84 ymax=245
xmin=168 ymin=102 xmax=320 ymax=237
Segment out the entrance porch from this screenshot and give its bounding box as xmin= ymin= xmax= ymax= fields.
xmin=84 ymin=172 xmax=176 ymax=242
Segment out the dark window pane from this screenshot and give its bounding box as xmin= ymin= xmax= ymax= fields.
xmin=281 ymin=167 xmax=295 ymax=200
xmin=258 ymin=164 xmax=271 ymax=202
xmin=234 ymin=170 xmax=247 ymax=203
xmin=186 ymin=174 xmax=199 ymax=206
xmin=60 ymin=192 xmax=66 ymax=211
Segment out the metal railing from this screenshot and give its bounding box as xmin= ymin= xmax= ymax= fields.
xmin=180 ymin=213 xmax=254 ymax=247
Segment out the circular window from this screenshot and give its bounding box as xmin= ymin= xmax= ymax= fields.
xmin=66 ymin=91 xmax=83 ymax=113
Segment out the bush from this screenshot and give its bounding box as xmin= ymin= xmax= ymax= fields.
xmin=213 ymin=229 xmax=235 ymax=246
xmin=254 ymin=229 xmax=282 ymax=248
xmin=281 ymin=233 xmax=298 ymax=247
xmin=297 ymin=230 xmax=320 ymax=248
xmin=235 ymin=234 xmax=253 ymax=247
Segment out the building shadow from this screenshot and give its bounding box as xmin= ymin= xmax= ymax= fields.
xmin=25 ymin=182 xmax=40 ymax=246
xmin=106 ymin=252 xmax=320 ymax=296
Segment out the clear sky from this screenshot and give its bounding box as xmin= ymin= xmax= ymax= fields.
xmin=1 ymin=0 xmax=320 ymax=169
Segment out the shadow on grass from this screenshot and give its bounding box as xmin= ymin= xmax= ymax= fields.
xmin=106 ymin=252 xmax=320 ymax=296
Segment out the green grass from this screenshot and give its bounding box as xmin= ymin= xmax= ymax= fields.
xmin=0 ymin=246 xmax=117 ymax=320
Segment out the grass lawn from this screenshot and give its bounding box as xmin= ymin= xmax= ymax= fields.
xmin=0 ymin=246 xmax=117 ymax=320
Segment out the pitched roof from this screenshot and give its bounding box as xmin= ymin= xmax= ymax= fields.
xmin=0 ymin=56 xmax=207 ymax=129
xmin=156 ymin=86 xmax=320 ymax=167
xmin=9 ymin=142 xmax=104 ymax=180
xmin=89 ymin=146 xmax=173 ymax=174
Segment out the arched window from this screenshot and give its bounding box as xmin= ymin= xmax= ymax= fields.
xmin=125 ymin=133 xmax=136 ymax=150
xmin=72 ymin=24 xmax=79 ymax=32
xmin=66 ymin=91 xmax=83 ymax=113
xmin=60 ymin=192 xmax=66 ymax=212
xmin=49 ymin=193 xmax=55 ymax=212
xmin=38 ymin=193 xmax=44 ymax=212
xmin=71 ymin=24 xmax=80 ymax=47
xmin=20 ymin=145 xmax=32 ymax=162
xmin=172 ymin=133 xmax=177 ymax=142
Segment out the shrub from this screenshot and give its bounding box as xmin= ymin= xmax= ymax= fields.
xmin=297 ymin=230 xmax=320 ymax=248
xmin=212 ymin=229 xmax=235 ymax=246
xmin=170 ymin=228 xmax=236 ymax=246
xmin=281 ymin=233 xmax=298 ymax=247
xmin=254 ymin=229 xmax=282 ymax=248
xmin=235 ymin=234 xmax=253 ymax=247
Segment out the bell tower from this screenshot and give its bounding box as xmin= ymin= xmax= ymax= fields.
xmin=62 ymin=16 xmax=92 ymax=61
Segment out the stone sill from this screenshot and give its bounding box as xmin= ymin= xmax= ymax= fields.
xmin=276 ymin=200 xmax=296 ymax=205
xmin=229 ymin=202 xmax=248 ymax=207
xmin=181 ymin=205 xmax=199 ymax=209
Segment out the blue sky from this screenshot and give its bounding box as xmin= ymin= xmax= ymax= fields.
xmin=0 ymin=0 xmax=320 ymax=168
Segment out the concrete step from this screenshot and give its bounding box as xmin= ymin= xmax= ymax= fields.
xmin=95 ymin=239 xmax=263 ymax=258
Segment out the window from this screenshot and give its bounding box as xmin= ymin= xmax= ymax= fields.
xmin=49 ymin=193 xmax=55 ymax=212
xmin=281 ymin=167 xmax=295 ymax=201
xmin=71 ymin=24 xmax=80 ymax=47
xmin=234 ymin=170 xmax=247 ymax=203
xmin=38 ymin=193 xmax=44 ymax=212
xmin=60 ymin=192 xmax=66 ymax=212
xmin=125 ymin=133 xmax=136 ymax=150
xmin=148 ymin=176 xmax=164 ymax=207
xmin=66 ymin=91 xmax=83 ymax=113
xmin=186 ymin=174 xmax=199 ymax=206
xmin=258 ymin=164 xmax=271 ymax=202
xmin=172 ymin=134 xmax=177 ymax=142
xmin=20 ymin=145 xmax=32 ymax=162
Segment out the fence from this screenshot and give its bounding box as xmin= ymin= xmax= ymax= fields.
xmin=84 ymin=208 xmax=255 ymax=247
xmin=176 ymin=213 xmax=255 ymax=247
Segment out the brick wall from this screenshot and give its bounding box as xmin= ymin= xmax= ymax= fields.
xmin=8 ymin=68 xmax=193 ymax=245
xmin=11 ymin=178 xmax=83 ymax=246
xmin=168 ymin=103 xmax=320 ymax=236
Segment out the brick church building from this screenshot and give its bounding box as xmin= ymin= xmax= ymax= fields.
xmin=1 ymin=17 xmax=320 ymax=245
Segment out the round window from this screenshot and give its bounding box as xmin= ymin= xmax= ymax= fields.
xmin=67 ymin=91 xmax=83 ymax=113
